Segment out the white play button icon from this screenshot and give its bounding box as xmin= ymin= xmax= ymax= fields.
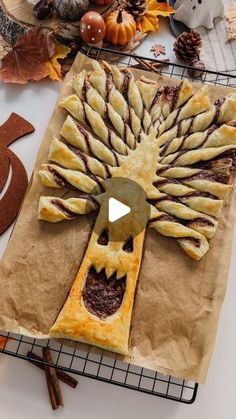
xmin=108 ymin=197 xmax=131 ymax=223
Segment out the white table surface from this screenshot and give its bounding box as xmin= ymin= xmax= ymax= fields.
xmin=1 ymin=15 xmax=236 ymax=419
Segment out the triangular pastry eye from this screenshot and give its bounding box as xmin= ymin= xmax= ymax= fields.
xmin=39 ymin=60 xmax=236 ymax=354
xmin=122 ymin=236 xmax=134 ymax=253
xmin=97 ymin=229 xmax=109 ymax=246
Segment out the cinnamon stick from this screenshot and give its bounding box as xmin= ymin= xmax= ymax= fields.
xmin=27 ymin=351 xmax=78 ymax=389
xmin=42 ymin=347 xmax=64 ymax=410
xmin=131 ymin=57 xmax=170 ymax=73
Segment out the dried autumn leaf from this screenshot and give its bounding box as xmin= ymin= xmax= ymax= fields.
xmin=0 ymin=27 xmax=55 ymax=84
xmin=47 ymin=43 xmax=71 ymax=82
xmin=137 ymin=0 xmax=175 ymax=33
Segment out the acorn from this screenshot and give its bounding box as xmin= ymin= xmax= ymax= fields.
xmin=80 ymin=11 xmax=106 ymax=46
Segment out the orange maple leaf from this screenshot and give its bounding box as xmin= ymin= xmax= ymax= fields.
xmin=136 ymin=0 xmax=175 ymax=33
xmin=47 ymin=43 xmax=71 ymax=82
xmin=0 ymin=27 xmax=55 ymax=84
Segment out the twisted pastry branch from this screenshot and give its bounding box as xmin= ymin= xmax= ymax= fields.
xmin=60 ymin=116 xmax=124 ymax=167
xmin=149 ymin=207 xmax=209 ymax=261
xmin=39 ymin=164 xmax=102 ymax=193
xmin=72 ymin=71 xmax=137 ymax=149
xmin=60 ymin=94 xmax=129 ymax=156
xmin=49 ymin=137 xmax=111 ymax=179
xmin=38 ymin=196 xmax=98 ymax=222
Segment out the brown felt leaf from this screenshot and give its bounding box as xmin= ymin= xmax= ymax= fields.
xmin=0 ymin=27 xmax=56 ymax=84
xmin=0 ymin=113 xmax=35 ymax=146
xmin=0 ymin=113 xmax=34 ymax=235
xmin=0 ymin=146 xmax=28 ymax=235
xmin=0 ymin=150 xmax=10 ymax=193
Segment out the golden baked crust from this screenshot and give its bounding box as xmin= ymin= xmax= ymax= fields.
xmin=37 ymin=60 xmax=236 ymax=354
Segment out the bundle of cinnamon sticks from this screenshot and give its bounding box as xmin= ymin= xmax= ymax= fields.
xmin=27 ymin=347 xmax=78 ymax=410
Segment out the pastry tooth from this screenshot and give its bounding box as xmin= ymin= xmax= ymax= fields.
xmin=49 ymin=137 xmax=111 ymax=179
xmin=105 ymin=265 xmax=115 ymax=279
xmin=149 ymin=208 xmax=209 ymax=261
xmin=39 ymin=164 xmax=102 ymax=193
xmin=60 ymin=116 xmax=123 ymax=167
xmin=38 ymin=196 xmax=96 ymax=222
xmin=116 ymin=269 xmax=127 ymax=280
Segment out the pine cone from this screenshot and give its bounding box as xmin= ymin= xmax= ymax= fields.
xmin=174 ymin=31 xmax=202 ymax=63
xmin=121 ymin=0 xmax=148 ymax=21
xmin=188 ymin=58 xmax=205 ymax=79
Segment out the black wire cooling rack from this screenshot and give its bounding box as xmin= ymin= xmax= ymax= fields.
xmin=1 ymin=47 xmax=236 ymax=405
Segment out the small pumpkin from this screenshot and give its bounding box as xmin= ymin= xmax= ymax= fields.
xmin=91 ymin=0 xmax=113 ymax=5
xmin=105 ymin=9 xmax=136 ymax=46
xmin=55 ymin=0 xmax=89 ymax=21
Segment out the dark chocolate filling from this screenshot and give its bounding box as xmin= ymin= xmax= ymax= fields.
xmin=48 ymin=166 xmax=72 ymax=189
xmin=76 ymin=122 xmax=93 ymax=155
xmin=213 ymin=98 xmax=225 ymax=124
xmin=181 ymin=170 xmax=230 ymax=185
xmin=121 ymin=69 xmax=131 ymax=100
xmin=51 ymin=199 xmax=75 ymax=219
xmin=83 ymin=267 xmax=126 ymax=319
xmin=186 ymin=217 xmax=214 ymax=227
xmin=154 ymin=178 xmax=179 ymax=188
xmin=164 ymin=84 xmax=182 ymax=111
xmin=178 ymin=237 xmax=201 ymax=248
xmin=149 ymin=214 xmax=178 ymax=224
xmin=150 ymin=88 xmax=163 ymax=110
xmin=104 ymin=67 xmax=113 ymax=102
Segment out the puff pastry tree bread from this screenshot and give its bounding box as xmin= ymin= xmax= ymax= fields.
xmin=38 ymin=61 xmax=236 ymax=355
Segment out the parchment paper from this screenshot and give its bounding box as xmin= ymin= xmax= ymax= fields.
xmin=0 ymin=53 xmax=235 ymax=384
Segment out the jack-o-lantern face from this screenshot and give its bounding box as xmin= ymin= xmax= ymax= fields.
xmin=0 ymin=113 xmax=34 ymax=236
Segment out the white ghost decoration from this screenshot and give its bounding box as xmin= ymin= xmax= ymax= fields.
xmin=174 ymin=0 xmax=224 ymax=29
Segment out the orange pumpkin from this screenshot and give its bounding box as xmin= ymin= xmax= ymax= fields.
xmin=105 ymin=9 xmax=136 ymax=46
xmin=91 ymin=0 xmax=113 ymax=4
